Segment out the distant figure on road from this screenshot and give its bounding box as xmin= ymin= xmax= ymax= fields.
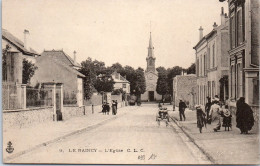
xmin=179 ymin=99 xmax=187 ymax=121
xmin=195 ymin=105 xmax=206 ymax=133
xmin=236 ymin=97 xmax=254 ymax=134
xmin=115 ymin=100 xmax=118 ymax=110
xmin=102 ymin=102 xmax=106 ymax=115
xmin=205 ymin=97 xmax=212 ymax=124
xmin=112 ymin=100 xmax=117 ymax=115
xmin=106 ymin=103 xmax=110 ymax=115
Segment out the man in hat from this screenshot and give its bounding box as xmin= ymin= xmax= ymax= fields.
xmin=179 ymin=99 xmax=187 ymax=121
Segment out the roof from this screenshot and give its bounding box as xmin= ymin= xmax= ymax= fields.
xmin=36 ymin=55 xmax=85 ymax=78
xmin=112 ymin=71 xmax=130 ymax=83
xmin=2 ymin=29 xmax=40 ymax=56
xmin=193 ymin=29 xmax=217 ymax=49
xmin=41 ymin=50 xmax=81 ymax=67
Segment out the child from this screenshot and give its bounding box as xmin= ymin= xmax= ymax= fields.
xmin=195 ymin=105 xmax=206 ymax=133
xmin=222 ymin=105 xmax=232 ymax=131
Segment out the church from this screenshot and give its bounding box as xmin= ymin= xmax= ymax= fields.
xmin=141 ymin=32 xmax=162 ymax=101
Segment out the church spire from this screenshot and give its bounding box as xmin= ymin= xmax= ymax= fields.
xmin=148 ymin=32 xmax=154 ymax=57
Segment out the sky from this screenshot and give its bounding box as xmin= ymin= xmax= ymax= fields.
xmin=2 ymin=0 xmax=228 ymax=69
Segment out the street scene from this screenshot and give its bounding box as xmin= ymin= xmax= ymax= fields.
xmin=2 ymin=0 xmax=259 ymax=165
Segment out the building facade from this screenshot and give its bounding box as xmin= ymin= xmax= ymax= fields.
xmin=111 ymin=71 xmax=130 ymax=94
xmin=31 ymin=50 xmax=85 ymax=106
xmin=193 ymin=7 xmax=229 ymax=105
xmin=141 ymin=32 xmax=162 ymax=101
xmin=173 ymin=74 xmax=197 ymax=109
xmin=224 ymin=0 xmax=259 ymax=108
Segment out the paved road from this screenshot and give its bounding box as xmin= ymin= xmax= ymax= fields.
xmin=10 ymin=104 xmax=210 ymax=164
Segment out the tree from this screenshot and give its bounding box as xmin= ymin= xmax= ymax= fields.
xmin=156 ymin=69 xmax=169 ymax=102
xmin=22 ymin=58 xmax=38 ymax=84
xmin=134 ymin=67 xmax=146 ymax=103
xmin=94 ymin=75 xmax=114 ymax=92
xmin=79 ymin=58 xmax=108 ymax=99
xmin=186 ymin=63 xmax=196 ymax=74
xmin=2 ymin=44 xmax=11 ymax=81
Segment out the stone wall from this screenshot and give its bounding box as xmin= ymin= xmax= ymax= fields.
xmin=3 ymin=107 xmax=53 ymax=129
xmin=62 ymin=106 xmax=86 ymax=120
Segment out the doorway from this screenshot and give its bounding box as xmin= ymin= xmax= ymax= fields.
xmin=149 ymin=91 xmax=154 ymax=101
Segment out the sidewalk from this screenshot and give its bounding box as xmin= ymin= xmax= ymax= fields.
xmin=169 ymin=109 xmax=259 ymax=164
xmin=3 ymin=106 xmax=138 ymax=162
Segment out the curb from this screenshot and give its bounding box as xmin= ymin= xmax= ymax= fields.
xmin=4 ymin=112 xmax=127 ymax=162
xmin=170 ymin=116 xmax=218 ymax=164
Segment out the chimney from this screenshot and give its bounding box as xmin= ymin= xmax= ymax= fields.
xmin=23 ymin=29 xmax=30 ymax=50
xmin=213 ymin=22 xmax=218 ymax=30
xmin=199 ymin=26 xmax=203 ymax=40
xmin=73 ymin=50 xmax=77 ymax=63
xmin=220 ymin=7 xmax=225 ymax=25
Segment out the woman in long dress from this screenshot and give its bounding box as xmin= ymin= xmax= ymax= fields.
xmin=236 ymin=97 xmax=254 ymax=134
xmin=196 ymin=105 xmax=206 ymax=133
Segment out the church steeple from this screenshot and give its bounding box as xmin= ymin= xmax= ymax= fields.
xmin=148 ymin=32 xmax=154 ymax=57
xmin=146 ymin=32 xmax=156 ymax=73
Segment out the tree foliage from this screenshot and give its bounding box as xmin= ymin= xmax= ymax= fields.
xmin=156 ymin=69 xmax=169 ymax=96
xmin=94 ymin=75 xmax=114 ymax=92
xmin=186 ymin=63 xmax=196 ymax=74
xmin=22 ymin=58 xmax=38 ymax=84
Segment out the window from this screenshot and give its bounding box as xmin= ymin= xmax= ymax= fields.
xmin=231 ymin=15 xmax=236 ymax=49
xmin=253 ymin=78 xmax=259 ymax=105
xmin=204 ymin=54 xmax=206 ymax=76
xmin=196 ymin=58 xmax=199 ymax=77
xmin=115 ymin=73 xmax=119 ymax=79
xmin=208 ymin=81 xmax=211 ymax=98
xmin=237 ymin=9 xmax=243 ymax=45
xmin=237 ymin=63 xmax=243 ymax=97
xmin=212 ymin=44 xmax=215 ymax=68
xmin=231 ymin=65 xmax=236 ymax=98
xmin=212 ymin=81 xmax=215 ymax=97
xmin=123 ymin=84 xmax=126 ymax=88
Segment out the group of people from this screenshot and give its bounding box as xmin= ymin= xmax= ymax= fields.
xmin=102 ymin=100 xmax=118 ymax=115
xmin=195 ymin=95 xmax=254 ymax=134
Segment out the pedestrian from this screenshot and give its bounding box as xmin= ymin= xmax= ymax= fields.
xmin=179 ymin=99 xmax=187 ymax=121
xmin=205 ymin=97 xmax=212 ymax=124
xmin=209 ymin=100 xmax=222 ymax=132
xmin=112 ymin=100 xmax=117 ymax=115
xmin=214 ymin=95 xmax=220 ymax=102
xmin=102 ymin=102 xmax=106 ymax=115
xmin=222 ymin=105 xmax=232 ymax=131
xmin=195 ymin=105 xmax=206 ymax=133
xmin=115 ymin=100 xmax=118 ymax=110
xmin=236 ymin=97 xmax=254 ymax=134
xmin=106 ymin=102 xmax=110 ymax=115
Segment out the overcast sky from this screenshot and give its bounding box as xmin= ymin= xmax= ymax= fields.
xmin=2 ymin=0 xmax=228 ymax=69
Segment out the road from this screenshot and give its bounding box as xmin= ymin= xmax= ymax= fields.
xmin=10 ymin=104 xmax=211 ymax=164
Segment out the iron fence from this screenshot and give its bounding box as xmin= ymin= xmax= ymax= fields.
xmin=63 ymin=91 xmax=77 ymax=106
xmin=2 ymin=82 xmax=25 ymax=110
xmin=26 ymin=87 xmax=53 ymax=108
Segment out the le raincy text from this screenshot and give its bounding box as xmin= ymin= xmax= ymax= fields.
xmin=67 ymin=148 xmax=144 ymax=153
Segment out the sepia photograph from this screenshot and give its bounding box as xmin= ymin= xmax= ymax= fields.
xmin=2 ymin=0 xmax=259 ymax=164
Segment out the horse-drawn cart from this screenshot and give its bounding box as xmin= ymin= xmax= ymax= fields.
xmin=156 ymin=107 xmax=170 ymax=127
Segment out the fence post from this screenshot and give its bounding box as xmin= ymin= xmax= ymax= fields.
xmin=7 ymin=84 xmax=10 ymax=109
xmin=22 ymin=85 xmax=26 ymax=109
xmin=92 ymin=104 xmax=94 ymax=114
